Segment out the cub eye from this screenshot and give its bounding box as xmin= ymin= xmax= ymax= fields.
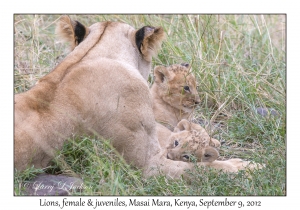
xmin=174 ymin=140 xmax=179 ymax=147
xmin=182 ymin=155 xmax=190 ymax=160
xmin=204 ymin=154 xmax=211 ymax=157
xmin=183 ymin=86 xmax=190 ymax=92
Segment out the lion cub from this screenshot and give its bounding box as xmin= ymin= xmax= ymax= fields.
xmin=174 ymin=119 xmax=221 ymax=149
xmin=150 ymin=63 xmax=200 ymax=130
xmin=156 ymin=120 xmax=219 ymax=163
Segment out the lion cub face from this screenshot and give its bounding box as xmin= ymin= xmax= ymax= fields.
xmin=166 ymin=130 xmax=219 ymax=162
xmin=153 ymin=63 xmax=200 ymax=113
xmin=166 ymin=121 xmax=219 ymax=162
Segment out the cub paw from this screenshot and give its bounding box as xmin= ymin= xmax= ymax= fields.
xmin=227 ymin=158 xmax=265 ymax=171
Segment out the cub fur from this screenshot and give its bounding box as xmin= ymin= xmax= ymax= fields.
xmin=156 ymin=119 xmax=219 ymax=163
xmin=150 ymin=63 xmax=200 ymax=130
xmin=174 ymin=119 xmax=221 ymax=149
xmin=154 ymin=121 xmax=263 ymax=177
xmin=166 ymin=126 xmax=219 ymax=163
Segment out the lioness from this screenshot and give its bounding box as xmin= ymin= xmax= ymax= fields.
xmin=15 ymin=16 xmax=260 ymax=179
xmin=15 ymin=15 xmax=165 ymax=171
xmin=150 ymin=63 xmax=200 ymax=130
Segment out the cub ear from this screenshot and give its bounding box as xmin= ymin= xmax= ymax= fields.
xmin=135 ymin=26 xmax=165 ymax=62
xmin=181 ymin=63 xmax=190 ymax=68
xmin=210 ymin=138 xmax=221 ymax=149
xmin=153 ymin=65 xmax=174 ymax=84
xmin=199 ymin=147 xmax=219 ymax=162
xmin=174 ymin=119 xmax=191 ymax=132
xmin=181 ymin=62 xmax=192 ymax=72
xmin=55 ymin=15 xmax=90 ymax=50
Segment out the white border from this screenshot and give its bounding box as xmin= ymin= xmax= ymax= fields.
xmin=2 ymin=0 xmax=296 ymax=209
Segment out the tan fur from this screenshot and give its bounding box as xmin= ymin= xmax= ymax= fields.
xmin=152 ymin=121 xmax=263 ymax=178
xmin=150 ymin=63 xmax=220 ymax=150
xmin=139 ymin=26 xmax=165 ymax=62
xmin=152 ymin=79 xmax=261 ymax=173
xmin=166 ymin=130 xmax=219 ymax=163
xmin=150 ymin=63 xmax=200 ymax=130
xmin=55 ymin=15 xmax=90 ymax=50
xmin=15 ymin=16 xmax=262 ymax=179
xmin=15 ymin=16 xmax=164 ymax=171
xmin=174 ymin=119 xmax=221 ymax=149
xmin=156 ymin=122 xmax=219 ymax=162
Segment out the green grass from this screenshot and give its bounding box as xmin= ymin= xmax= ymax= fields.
xmin=14 ymin=14 xmax=286 ymax=196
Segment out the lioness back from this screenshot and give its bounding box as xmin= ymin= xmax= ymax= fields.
xmin=14 ymin=15 xmax=165 ymax=171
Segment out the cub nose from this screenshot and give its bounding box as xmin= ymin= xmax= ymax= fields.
xmin=194 ymin=95 xmax=200 ymax=105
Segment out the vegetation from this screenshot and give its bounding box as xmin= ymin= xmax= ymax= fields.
xmin=14 ymin=14 xmax=286 ymax=195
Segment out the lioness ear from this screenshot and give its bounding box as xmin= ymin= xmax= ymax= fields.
xmin=135 ymin=26 xmax=165 ymax=62
xmin=56 ymin=15 xmax=90 ymax=50
xmin=174 ymin=119 xmax=191 ymax=132
xmin=199 ymin=147 xmax=219 ymax=162
xmin=153 ymin=65 xmax=175 ymax=84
